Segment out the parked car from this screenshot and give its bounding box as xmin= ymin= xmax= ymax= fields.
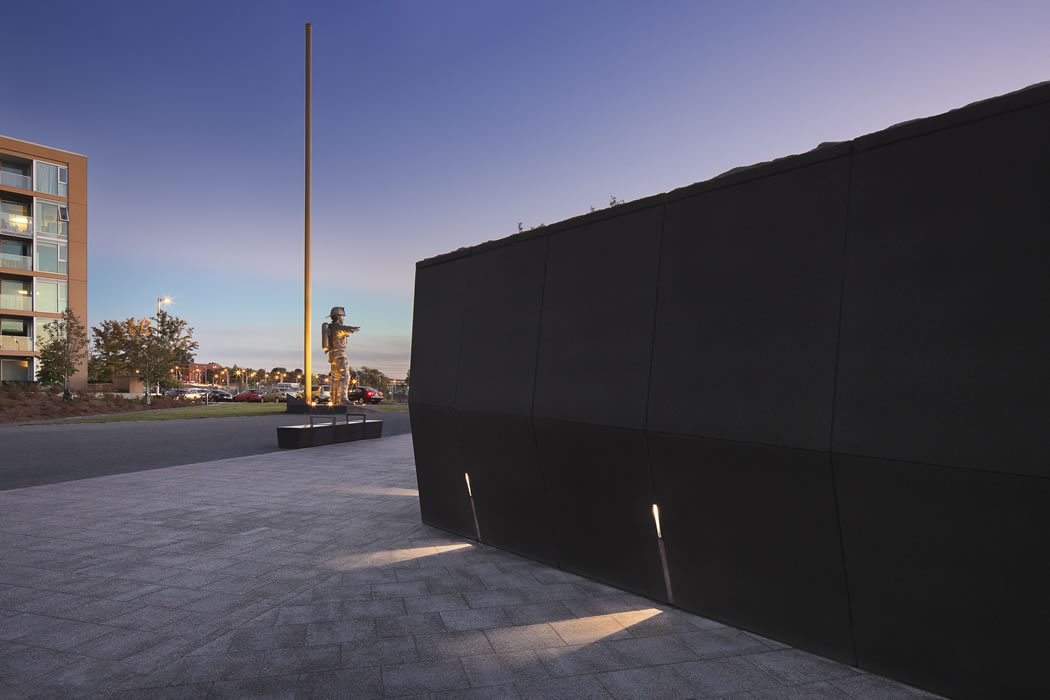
xmin=173 ymin=388 xmax=203 ymax=400
xmin=261 ymin=387 xmax=294 ymax=403
xmin=349 ymin=386 xmax=384 ymax=405
xmin=309 ymin=385 xmax=332 ymax=403
xmin=233 ymin=389 xmax=263 ymax=402
xmin=206 ymin=389 xmax=233 ymax=402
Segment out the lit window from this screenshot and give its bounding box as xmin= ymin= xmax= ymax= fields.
xmin=35 ymin=201 xmax=67 ymax=237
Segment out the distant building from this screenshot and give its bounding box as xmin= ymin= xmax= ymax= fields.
xmin=0 ymin=135 xmax=87 ymax=387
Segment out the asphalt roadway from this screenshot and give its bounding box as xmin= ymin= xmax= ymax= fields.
xmin=0 ymin=408 xmax=412 ymax=491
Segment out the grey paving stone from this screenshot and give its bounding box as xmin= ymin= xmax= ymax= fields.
xmin=441 ymin=607 xmax=513 ymax=632
xmin=0 ymin=612 xmax=66 ymax=641
xmin=516 ymin=674 xmax=614 ymax=700
xmin=377 ymin=612 xmax=448 ymax=637
xmin=746 ymin=649 xmax=861 ymax=685
xmin=305 ymin=619 xmax=376 ymax=646
xmin=297 ymin=666 xmax=384 ymax=699
xmin=341 ymin=635 xmax=419 ymax=668
xmin=611 ymin=608 xmax=706 ymax=637
xmin=463 ymin=588 xmax=529 ymax=609
xmin=461 ymin=650 xmax=551 ymax=687
xmin=830 ymin=673 xmax=948 ymax=699
xmin=255 ymin=644 xmax=342 ymax=678
xmin=595 ymin=664 xmax=699 ymax=699
xmin=21 ymin=656 xmax=140 ymax=696
xmin=208 ymin=674 xmax=300 ymax=699
xmin=426 ymin=573 xmax=488 ymax=594
xmin=342 ymin=597 xmax=407 ymax=620
xmin=275 ymin=602 xmax=344 ymax=625
xmin=676 ymin=627 xmax=772 ymax=658
xmin=103 ymin=604 xmax=198 ymax=631
xmin=67 ymin=627 xmax=169 ymax=661
xmin=673 ymin=656 xmax=783 ymax=696
xmin=603 ymin=634 xmax=699 ymax=667
xmin=563 ymin=595 xmax=636 ymax=618
xmin=535 ymin=643 xmax=631 ymax=677
xmin=503 ymin=601 xmax=577 ymax=626
xmin=11 ymin=617 xmax=115 ymax=651
xmin=106 ymin=681 xmax=215 ymax=699
xmin=484 ymin=624 xmax=567 ymax=654
xmin=751 ymin=680 xmax=856 ymax=698
xmin=403 ymin=592 xmax=470 ymax=614
xmin=517 ymin=583 xmax=584 ymax=603
xmin=415 ymin=630 xmax=495 ymax=660
xmin=549 ymin=616 xmax=632 ymax=646
xmin=371 ymin=580 xmax=430 ymax=599
xmin=228 ymin=624 xmax=308 ymax=652
xmin=382 ymin=658 xmax=471 ymax=696
xmin=433 ymin=683 xmax=523 ymax=699
xmin=0 ymin=642 xmax=82 ymax=682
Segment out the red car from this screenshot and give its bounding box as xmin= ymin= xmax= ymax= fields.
xmin=233 ymin=389 xmax=263 ymax=402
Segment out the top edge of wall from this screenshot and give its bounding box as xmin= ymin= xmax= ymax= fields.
xmin=416 ymin=81 xmax=1050 ymax=270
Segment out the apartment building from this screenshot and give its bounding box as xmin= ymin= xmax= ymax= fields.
xmin=0 ymin=135 xmax=87 ymax=388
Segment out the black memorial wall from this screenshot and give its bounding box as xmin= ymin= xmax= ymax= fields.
xmin=409 ymin=82 xmax=1050 ymax=699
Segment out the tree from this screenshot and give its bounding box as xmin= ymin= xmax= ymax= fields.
xmin=88 ymin=311 xmax=198 ymax=404
xmin=353 ymin=366 xmax=391 ymax=394
xmin=36 ymin=308 xmax=89 ymax=397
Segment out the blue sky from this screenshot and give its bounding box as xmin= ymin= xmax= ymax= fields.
xmin=4 ymin=0 xmax=1048 ymax=378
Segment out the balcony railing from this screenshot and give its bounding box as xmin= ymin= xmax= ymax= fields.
xmin=0 ymin=253 xmax=32 ymax=271
xmin=0 ymin=293 xmax=32 ymax=311
xmin=0 ymin=211 xmax=32 ymax=235
xmin=0 ymin=171 xmax=32 ymax=190
xmin=0 ymin=336 xmax=32 ymax=351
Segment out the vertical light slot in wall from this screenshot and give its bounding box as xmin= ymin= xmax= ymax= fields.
xmin=465 ymin=473 xmax=482 ymax=542
xmin=653 ymin=504 xmax=674 ymax=604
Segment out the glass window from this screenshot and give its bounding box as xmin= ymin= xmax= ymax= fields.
xmin=35 ymin=279 xmax=66 ymax=313
xmin=1 ymin=318 xmax=28 ymax=335
xmin=1 ymin=200 xmax=32 ymax=234
xmin=34 ymin=317 xmax=52 ymax=342
xmin=35 ymin=201 xmax=67 ymax=237
xmin=35 ymin=242 xmax=67 ymax=273
xmin=1 ymin=358 xmax=31 ymax=381
xmin=35 ymin=162 xmax=67 ymax=197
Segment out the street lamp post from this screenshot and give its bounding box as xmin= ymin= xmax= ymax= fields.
xmin=157 ymin=297 xmax=172 ymax=315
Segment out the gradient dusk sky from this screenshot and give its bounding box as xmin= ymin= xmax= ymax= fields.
xmin=3 ymin=0 xmax=1048 ymax=378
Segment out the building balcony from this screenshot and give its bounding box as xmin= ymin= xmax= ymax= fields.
xmin=0 ymin=171 xmax=32 ymax=191
xmin=0 ymin=336 xmax=32 ymax=351
xmin=0 ymin=292 xmax=32 ymax=311
xmin=0 ymin=252 xmax=32 ymax=271
xmin=0 ymin=211 xmax=32 ymax=236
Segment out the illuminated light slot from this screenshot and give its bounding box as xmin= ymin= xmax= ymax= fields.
xmin=464 ymin=472 xmax=482 ymax=542
xmin=652 ymin=503 xmax=674 ymax=605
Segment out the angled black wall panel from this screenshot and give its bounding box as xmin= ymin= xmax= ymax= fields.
xmin=835 ymin=454 xmax=1050 ymax=699
xmin=410 ymin=256 xmax=472 ymax=536
xmin=535 ymin=419 xmax=667 ymax=601
xmin=458 ymin=412 xmax=553 ymax=562
xmin=454 ymin=238 xmax=552 ymax=561
xmin=533 ymin=205 xmax=663 ymax=428
xmin=834 ymin=101 xmax=1050 ymax=478
xmin=409 ymin=256 xmax=468 ymax=408
xmin=529 ymin=205 xmax=666 ymax=600
xmin=456 ymin=238 xmax=547 ymax=416
xmin=649 ymin=432 xmax=854 ymax=664
xmin=649 ymin=155 xmax=849 ymax=449
xmin=410 ymin=403 xmax=475 ymax=538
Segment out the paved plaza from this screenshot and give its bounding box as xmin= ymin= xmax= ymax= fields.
xmin=0 ymin=434 xmax=940 ymax=698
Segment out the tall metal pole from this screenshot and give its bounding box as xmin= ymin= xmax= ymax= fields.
xmin=304 ymin=23 xmax=313 ymax=403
